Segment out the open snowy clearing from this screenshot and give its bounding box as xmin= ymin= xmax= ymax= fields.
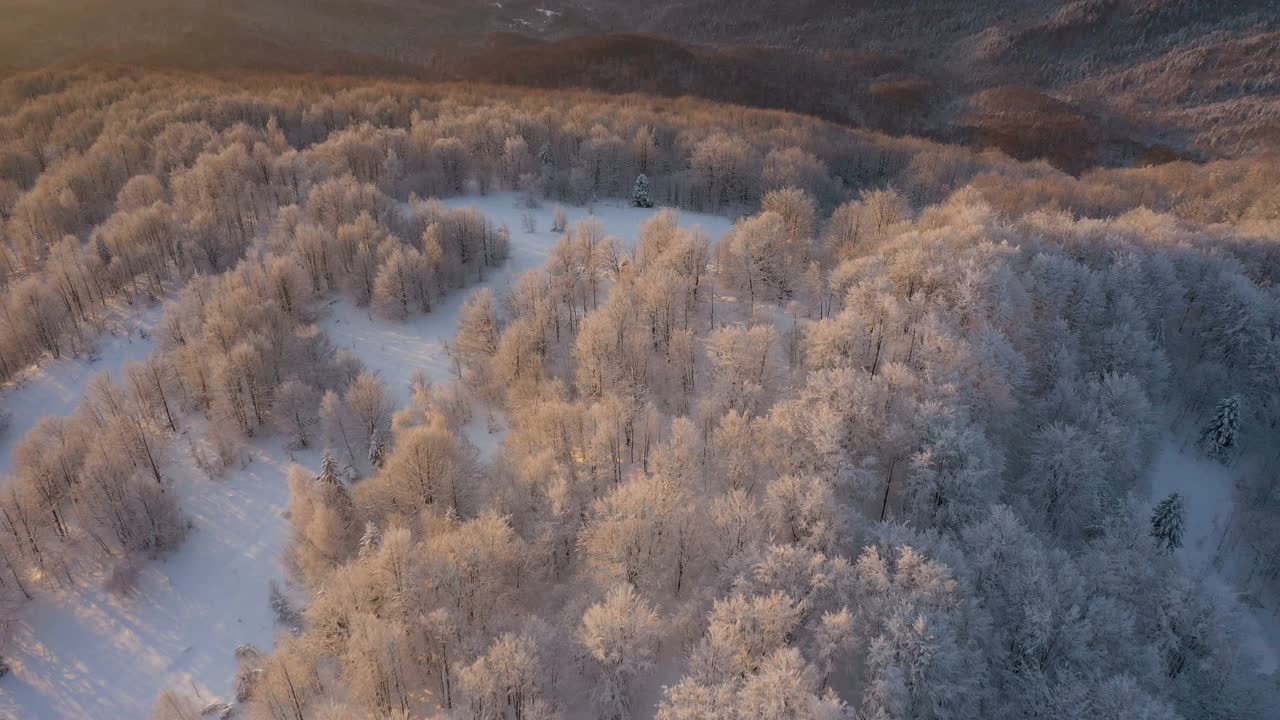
xmin=0 ymin=433 xmax=316 ymax=720
xmin=0 ymin=303 xmax=163 ymax=486
xmin=1147 ymin=441 xmax=1280 ymax=674
xmin=321 ymin=194 xmax=735 ymax=451
xmin=0 ymin=195 xmax=733 ymax=719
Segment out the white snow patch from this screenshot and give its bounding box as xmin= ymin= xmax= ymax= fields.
xmin=1147 ymin=442 xmax=1234 ymax=570
xmin=0 ymin=303 xmax=163 ymax=485
xmin=0 ymin=431 xmax=318 ymax=719
xmin=1146 ymin=440 xmax=1280 ymax=674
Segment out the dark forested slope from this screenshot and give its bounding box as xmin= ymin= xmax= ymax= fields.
xmin=3 ymin=1 xmax=1278 ymax=170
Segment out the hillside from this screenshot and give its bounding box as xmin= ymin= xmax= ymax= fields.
xmin=2 ymin=1 xmax=1278 ymax=169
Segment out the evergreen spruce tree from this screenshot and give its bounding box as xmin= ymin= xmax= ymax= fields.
xmin=95 ymin=234 xmax=112 ymax=264
xmin=538 ymin=141 xmax=557 ymax=200
xmin=632 ymin=173 xmax=653 ymax=208
xmin=269 ymin=580 xmax=302 ymax=630
xmin=358 ymin=521 xmax=381 ymax=558
xmin=314 ymin=448 xmax=357 ymax=539
xmin=368 ymin=427 xmax=386 ymax=468
xmin=1151 ymin=493 xmax=1185 ymax=553
xmin=1199 ymin=395 xmax=1240 ymax=463
xmin=318 ymin=449 xmax=341 ymax=486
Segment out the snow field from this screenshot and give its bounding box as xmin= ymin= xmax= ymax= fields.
xmin=0 ymin=302 xmax=164 ymax=485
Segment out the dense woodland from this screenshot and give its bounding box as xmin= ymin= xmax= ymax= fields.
xmin=0 ymin=68 xmax=1277 ymax=718
xmin=4 ymin=2 xmax=1278 ymax=174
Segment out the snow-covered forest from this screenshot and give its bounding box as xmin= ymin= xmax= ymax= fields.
xmin=0 ymin=68 xmax=1277 ymax=719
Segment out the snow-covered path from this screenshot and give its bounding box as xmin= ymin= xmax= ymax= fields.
xmin=0 ymin=195 xmax=732 ymax=719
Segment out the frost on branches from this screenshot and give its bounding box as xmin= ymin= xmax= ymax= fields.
xmin=2 ymin=70 xmax=1278 ymax=720
xmin=632 ymin=173 xmax=653 ymax=208
xmin=1151 ymin=493 xmax=1185 ymax=553
xmin=1199 ymin=395 xmax=1241 ymax=464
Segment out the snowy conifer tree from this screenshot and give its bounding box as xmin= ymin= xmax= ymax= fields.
xmin=1199 ymin=395 xmax=1240 ymax=463
xmin=318 ymin=449 xmax=341 ymax=486
xmin=269 ymin=580 xmax=302 ymax=631
xmin=358 ymin=521 xmax=381 ymax=558
xmin=95 ymin=234 xmax=112 ymax=264
xmin=368 ymin=427 xmax=386 ymax=468
xmin=632 ymin=173 xmax=653 ymax=208
xmin=1150 ymin=493 xmax=1185 ymax=553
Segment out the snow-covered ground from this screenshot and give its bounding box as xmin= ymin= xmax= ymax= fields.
xmin=0 ymin=303 xmax=163 ymax=484
xmin=1148 ymin=442 xmax=1235 ymax=570
xmin=321 ymin=194 xmax=734 ymax=453
xmin=324 ymin=194 xmax=734 ymax=393
xmin=0 ymin=434 xmax=316 ymax=720
xmin=0 ymin=195 xmax=733 ymax=719
xmin=1147 ymin=441 xmax=1280 ymax=674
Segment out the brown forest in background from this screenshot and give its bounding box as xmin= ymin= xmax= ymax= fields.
xmin=3 ymin=1 xmax=1279 ymax=173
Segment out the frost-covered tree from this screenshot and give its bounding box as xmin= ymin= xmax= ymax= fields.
xmin=852 ymin=543 xmax=984 ymax=720
xmin=688 ymin=591 xmax=802 ymax=680
xmin=581 ymin=472 xmax=695 ymax=596
xmin=706 ymin=324 xmax=776 ymax=416
xmin=362 ymin=415 xmax=478 ymax=518
xmin=761 ymin=187 xmax=816 ymax=255
xmin=763 ymin=475 xmax=837 ymax=551
xmin=660 ymin=591 xmax=846 ymax=720
xmin=1199 ymin=395 xmax=1240 ymax=464
xmin=372 ymin=243 xmax=431 ymax=320
xmin=1022 ymin=422 xmax=1107 ymax=543
xmin=357 ymin=520 xmax=381 ymax=559
xmin=1151 ymin=493 xmax=1185 ymax=553
xmin=736 ymin=648 xmax=845 ymax=720
xmin=718 ymin=211 xmax=786 ymax=314
xmin=269 ymin=579 xmax=302 ymax=631
xmin=368 ymin=426 xmax=386 ymax=469
xmin=286 ymin=461 xmax=357 ymax=585
xmin=453 ymin=287 xmax=501 ymax=387
xmin=318 ymin=449 xmax=340 ymax=486
xmin=710 ymin=410 xmax=762 ymax=494
xmin=320 ymin=389 xmax=359 ymax=467
xmin=422 ymin=511 xmax=524 ymax=627
xmin=147 ymin=690 xmax=204 ymax=720
xmin=573 ymin=295 xmax=649 ymax=400
xmin=246 ymin=636 xmax=319 ymax=720
xmin=578 ymin=583 xmax=662 ymax=719
xmin=273 ymin=379 xmax=319 ymax=450
xmin=814 ymin=607 xmax=854 ymax=686
xmin=78 ymin=428 xmax=185 ymax=554
xmin=342 ymin=612 xmax=414 ymax=716
xmin=343 ymin=371 xmax=395 ymax=470
xmin=632 ymin=173 xmax=653 ymax=208
xmin=460 ymin=631 xmax=552 ymax=720
xmin=904 ymin=406 xmax=1002 ymax=532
